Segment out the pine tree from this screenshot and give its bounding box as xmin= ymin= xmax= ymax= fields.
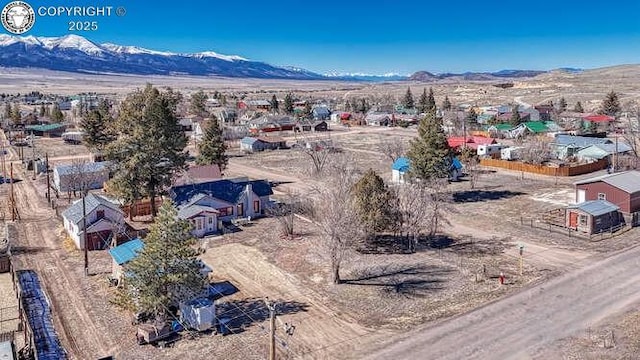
xmin=558 ymin=97 xmax=567 ymax=113
xmin=465 ymin=108 xmax=477 ymax=124
xmin=352 ymin=169 xmax=394 ymax=234
xmin=303 ymin=102 xmax=312 ymax=119
xmin=105 ymin=84 xmax=187 ymax=218
xmin=510 ymin=104 xmax=521 ymax=126
xmin=417 ymin=88 xmax=428 ymax=113
xmin=426 ymin=88 xmax=437 ymax=115
xmin=357 ymin=98 xmax=370 ymax=113
xmin=39 ymin=104 xmax=45 ymax=117
xmin=3 ymin=103 xmax=11 ymax=120
xmin=403 ymin=87 xmax=415 ymax=109
xmin=118 ymin=200 xmax=207 ymax=320
xmin=574 ymin=101 xmax=584 ymax=113
xmin=190 ymin=90 xmax=208 ymax=117
xmin=270 ymin=94 xmax=279 ymax=112
xmin=196 ymin=116 xmax=228 ymax=173
xmin=601 ymin=91 xmax=620 ymax=117
xmin=344 ymin=99 xmax=352 ymax=112
xmin=442 ymin=96 xmax=452 ymax=111
xmin=81 ymin=100 xmax=116 ymax=154
xmin=10 ymin=103 xmax=21 ymax=125
xmin=51 ymin=103 xmax=64 ymax=123
xmin=283 ymin=93 xmax=294 ymax=114
xmin=406 ymin=112 xmax=453 ymax=181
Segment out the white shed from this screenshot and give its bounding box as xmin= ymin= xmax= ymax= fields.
xmin=180 ymin=297 xmax=216 ymax=331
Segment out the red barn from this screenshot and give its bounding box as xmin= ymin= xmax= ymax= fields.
xmin=574 ymin=171 xmax=640 ymax=214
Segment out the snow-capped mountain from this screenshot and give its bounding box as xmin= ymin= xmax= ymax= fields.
xmin=0 ymin=34 xmax=325 ymax=79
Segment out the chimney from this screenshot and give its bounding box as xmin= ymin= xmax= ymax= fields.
xmin=245 ymin=183 xmax=253 ymax=196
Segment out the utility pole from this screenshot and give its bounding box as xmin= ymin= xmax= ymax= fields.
xmin=614 ymin=136 xmax=619 ymax=173
xmin=31 ymin=134 xmax=36 ymax=180
xmin=45 ymin=153 xmax=50 ymax=202
xmin=83 ymin=194 xmax=88 ymax=276
xmin=9 ymin=163 xmax=19 ymax=221
xmin=265 ymin=298 xmax=277 ymax=360
xmin=518 ymin=244 xmax=525 ymax=276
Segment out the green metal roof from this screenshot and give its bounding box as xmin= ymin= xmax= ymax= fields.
xmin=524 ymin=121 xmax=548 ymax=133
xmin=25 ymin=124 xmax=66 ymax=132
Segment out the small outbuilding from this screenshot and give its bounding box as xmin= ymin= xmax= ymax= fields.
xmin=391 ymin=157 xmax=410 ymax=184
xmin=108 ymin=238 xmax=144 ymax=284
xmin=565 ymin=200 xmax=622 ymax=234
xmin=180 ymin=297 xmax=216 ymax=331
xmin=240 ymin=137 xmax=286 ymax=152
xmin=53 ymin=161 xmax=110 ymax=193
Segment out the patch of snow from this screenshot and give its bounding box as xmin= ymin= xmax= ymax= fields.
xmin=530 ymin=189 xmax=575 ymax=206
xmin=39 ymin=34 xmax=103 ymax=55
xmin=101 ymin=43 xmax=177 ymax=56
xmin=190 ymin=51 xmax=247 ymax=62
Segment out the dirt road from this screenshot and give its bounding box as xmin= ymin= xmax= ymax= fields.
xmin=362 ymin=244 xmax=640 ymax=360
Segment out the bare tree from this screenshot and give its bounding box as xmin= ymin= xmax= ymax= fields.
xmin=391 ymin=180 xmax=451 ymax=253
xmin=622 ymin=101 xmax=640 ymax=159
xmin=66 ymin=159 xmax=105 ymax=200
xmin=313 ymin=155 xmax=363 ymax=284
xmin=297 ymin=133 xmax=336 ymax=176
xmin=519 ymin=136 xmax=553 ymax=165
xmin=459 ymin=147 xmax=479 ymax=189
xmin=377 ymin=135 xmax=406 ymax=163
xmin=267 ymin=190 xmax=300 ymax=239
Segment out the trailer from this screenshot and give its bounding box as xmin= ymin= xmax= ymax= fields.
xmin=61 ymin=131 xmax=85 ymax=144
xmin=477 ymin=143 xmax=504 ymax=157
xmin=136 ymin=323 xmax=179 ymax=347
xmin=500 ymin=147 xmax=523 ymax=161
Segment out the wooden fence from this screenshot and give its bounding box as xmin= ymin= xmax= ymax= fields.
xmin=122 ymin=198 xmax=164 ymax=218
xmin=480 ymin=158 xmax=608 ymax=177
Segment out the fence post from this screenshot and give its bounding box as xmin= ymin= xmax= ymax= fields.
xmin=530 ymin=219 xmax=533 ymax=228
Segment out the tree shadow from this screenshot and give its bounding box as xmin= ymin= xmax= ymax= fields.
xmin=357 ymin=234 xmax=413 ymax=255
xmin=427 ymin=234 xmax=507 ymax=256
xmin=217 ymin=298 xmax=308 ymax=334
xmin=269 ymin=181 xmax=294 ymax=188
xmin=343 ymin=265 xmax=451 ymax=298
xmin=10 ymin=246 xmax=48 ymax=255
xmin=452 ymin=190 xmax=524 ymax=203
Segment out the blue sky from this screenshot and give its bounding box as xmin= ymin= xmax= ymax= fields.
xmin=8 ymin=0 xmax=640 ymax=74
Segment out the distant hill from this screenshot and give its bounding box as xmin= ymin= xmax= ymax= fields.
xmin=408 ymin=69 xmax=549 ymax=82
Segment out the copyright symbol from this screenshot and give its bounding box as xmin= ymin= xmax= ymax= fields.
xmin=116 ymin=6 xmax=126 ymax=16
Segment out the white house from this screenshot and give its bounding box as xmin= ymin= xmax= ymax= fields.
xmin=53 ymin=161 xmax=110 ymax=193
xmin=170 ymin=178 xmax=274 ymax=238
xmin=61 ymin=193 xmax=125 ymax=250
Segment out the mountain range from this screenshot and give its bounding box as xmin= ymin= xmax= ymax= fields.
xmin=0 ymin=34 xmax=580 ymax=81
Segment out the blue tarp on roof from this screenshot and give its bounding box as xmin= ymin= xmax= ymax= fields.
xmin=108 ymin=238 xmax=144 ymax=265
xmin=17 ymin=270 xmax=67 ymax=360
xmin=392 ymin=157 xmax=410 ymax=172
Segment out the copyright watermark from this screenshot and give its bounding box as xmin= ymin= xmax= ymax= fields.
xmin=1 ymin=1 xmax=126 ymax=34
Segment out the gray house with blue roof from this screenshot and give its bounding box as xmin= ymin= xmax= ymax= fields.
xmin=170 ymin=178 xmax=273 ymax=238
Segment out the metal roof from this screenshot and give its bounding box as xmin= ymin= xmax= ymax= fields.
xmin=61 ymin=193 xmax=123 ymax=225
xmin=108 ymin=238 xmax=144 ymax=265
xmin=554 ymin=135 xmax=611 ymax=147
xmin=171 ymin=178 xmax=273 ymax=206
xmin=568 ymin=200 xmax=619 ymax=216
xmin=392 ymin=157 xmax=410 ymax=172
xmin=178 ymin=204 xmax=219 ymax=219
xmin=54 ymin=161 xmax=110 ymax=177
xmin=574 ymin=170 xmax=640 ymax=194
xmin=240 ymin=137 xmax=258 ymax=145
xmin=25 ymin=123 xmax=66 ymax=132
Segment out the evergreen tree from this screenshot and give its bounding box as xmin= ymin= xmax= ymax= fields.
xmin=44 ymin=105 xmax=51 ymax=117
xmin=118 ymin=200 xmax=206 ymax=320
xmin=51 ymin=103 xmax=64 ymax=123
xmin=574 ymin=101 xmax=584 ymax=113
xmin=426 ymin=88 xmax=437 ymax=115
xmin=190 ymin=90 xmax=208 ymax=117
xmin=3 ymin=103 xmax=10 ymax=120
xmin=303 ymin=102 xmax=312 ymax=119
xmin=509 ymin=104 xmax=521 ymax=126
xmin=39 ymin=104 xmax=45 ymax=117
xmin=417 ymin=88 xmax=428 ymax=113
xmin=270 ymin=94 xmax=279 ymax=112
xmin=403 ymin=87 xmax=415 ymax=109
xmin=81 ymin=100 xmax=115 ymax=154
xmin=558 ymin=97 xmax=567 ymax=113
xmin=283 ymin=93 xmax=294 ymax=114
xmin=105 ymin=84 xmax=187 ymax=218
xmin=406 ymin=112 xmax=453 ymax=181
xmin=465 ymin=108 xmax=477 ymax=124
xmin=196 ymin=116 xmax=228 ymax=174
xmin=352 ymin=169 xmax=394 ymax=234
xmin=10 ymin=103 xmax=21 ymax=125
xmin=357 ymin=98 xmax=370 ymax=113
xmin=601 ymin=91 xmax=620 ymax=117
xmin=442 ymin=96 xmax=452 ymax=111
xmin=344 ymin=99 xmax=352 ymax=112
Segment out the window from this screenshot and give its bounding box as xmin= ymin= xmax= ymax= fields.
xmin=196 ymin=218 xmax=204 ymax=230
xmin=237 ymin=203 xmax=244 ymax=217
xmin=597 ymin=193 xmax=606 ymax=200
xmin=579 ymin=215 xmax=588 ymax=226
xmin=96 ymin=209 xmax=105 ymax=219
xmin=208 ymin=216 xmax=213 ymax=224
xmin=227 ymin=207 xmax=233 ymax=216
xmin=253 ymin=200 xmax=260 ymax=213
